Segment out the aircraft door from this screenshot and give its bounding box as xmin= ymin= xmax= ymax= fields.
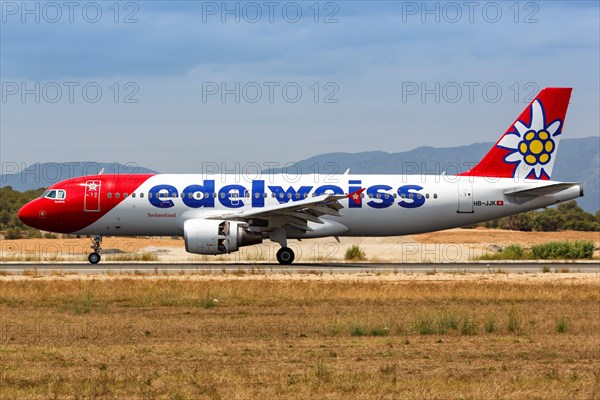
xmin=84 ymin=180 xmax=102 ymax=212
xmin=457 ymin=180 xmax=474 ymax=213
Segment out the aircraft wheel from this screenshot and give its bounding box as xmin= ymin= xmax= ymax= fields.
xmin=88 ymin=252 xmax=101 ymax=264
xmin=276 ymin=247 xmax=295 ymax=265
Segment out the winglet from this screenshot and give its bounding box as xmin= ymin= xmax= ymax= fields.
xmin=347 ymin=188 xmax=366 ymax=205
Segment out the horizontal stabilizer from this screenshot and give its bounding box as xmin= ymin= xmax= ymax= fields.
xmin=504 ymin=182 xmax=580 ymax=197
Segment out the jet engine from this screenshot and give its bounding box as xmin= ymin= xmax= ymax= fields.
xmin=183 ymin=219 xmax=262 ymax=255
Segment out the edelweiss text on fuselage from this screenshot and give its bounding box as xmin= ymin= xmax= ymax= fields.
xmin=147 ymin=180 xmax=426 ymax=209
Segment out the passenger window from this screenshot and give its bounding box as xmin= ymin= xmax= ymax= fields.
xmin=148 ymin=193 xmax=152 ymax=199
xmin=220 ymin=193 xmax=225 ymax=199
xmin=124 ymin=192 xmax=128 ymax=198
xmin=426 ymin=193 xmax=430 ymax=199
xmin=434 ymin=194 xmax=438 ymax=199
xmin=107 ymin=192 xmax=112 ymax=199
xmin=132 ymin=193 xmax=136 ymax=198
xmin=115 ymin=193 xmax=120 ymax=199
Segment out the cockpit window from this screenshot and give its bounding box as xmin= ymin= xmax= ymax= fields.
xmin=44 ymin=189 xmax=66 ymax=200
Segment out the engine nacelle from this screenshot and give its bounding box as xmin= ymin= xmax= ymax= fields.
xmin=184 ymin=219 xmax=263 ymax=255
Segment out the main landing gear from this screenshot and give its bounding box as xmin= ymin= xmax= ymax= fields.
xmin=270 ymin=228 xmax=295 ymax=265
xmin=276 ymin=247 xmax=295 ymax=265
xmin=88 ymin=235 xmax=102 ymax=264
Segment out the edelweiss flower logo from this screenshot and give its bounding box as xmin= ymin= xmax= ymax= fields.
xmin=497 ymin=100 xmax=562 ymax=179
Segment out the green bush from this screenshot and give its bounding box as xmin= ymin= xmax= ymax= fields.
xmin=350 ymin=325 xmax=366 ymax=337
xmin=479 ymin=244 xmax=528 ymax=260
xmin=344 ymin=245 xmax=366 ymax=261
xmin=479 ymin=241 xmax=595 ymax=260
xmin=531 ymin=240 xmax=595 ymax=259
xmin=5 ymin=227 xmax=22 ymax=240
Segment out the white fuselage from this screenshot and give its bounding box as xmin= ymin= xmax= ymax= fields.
xmin=74 ymin=174 xmax=582 ymax=238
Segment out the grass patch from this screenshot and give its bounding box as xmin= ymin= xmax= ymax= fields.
xmin=370 ymin=326 xmax=390 ymax=337
xmin=507 ymin=307 xmax=520 ymax=333
xmin=478 ymin=244 xmax=529 ymax=260
xmin=344 ymin=245 xmax=366 ymax=261
xmin=460 ymin=317 xmax=478 ymax=336
xmin=485 ymin=316 xmax=496 ymax=333
xmin=413 ymin=315 xmax=436 ymax=335
xmin=194 ymin=295 xmax=219 ymax=309
xmin=556 ymin=316 xmax=569 ymax=333
xmin=350 ymin=325 xmax=367 ymax=337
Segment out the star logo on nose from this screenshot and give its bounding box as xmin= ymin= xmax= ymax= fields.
xmin=87 ymin=182 xmax=98 ymax=191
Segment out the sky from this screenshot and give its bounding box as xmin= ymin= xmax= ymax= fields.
xmin=1 ymin=0 xmax=599 ymax=173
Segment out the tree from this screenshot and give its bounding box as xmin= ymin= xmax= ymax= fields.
xmin=533 ymin=208 xmax=565 ymax=232
xmin=500 ymin=213 xmax=533 ymax=231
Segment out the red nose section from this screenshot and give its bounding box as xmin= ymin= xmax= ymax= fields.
xmin=18 ymin=201 xmax=39 ymax=228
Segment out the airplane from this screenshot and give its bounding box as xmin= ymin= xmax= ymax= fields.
xmin=18 ymin=87 xmax=583 ymax=265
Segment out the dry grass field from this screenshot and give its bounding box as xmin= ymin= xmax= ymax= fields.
xmin=0 ymin=273 xmax=599 ymax=399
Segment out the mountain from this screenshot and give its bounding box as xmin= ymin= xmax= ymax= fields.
xmin=0 ymin=162 xmax=157 ymax=191
xmin=272 ymin=137 xmax=599 ymax=213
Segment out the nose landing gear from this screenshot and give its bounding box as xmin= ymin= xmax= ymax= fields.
xmin=88 ymin=235 xmax=102 ymax=264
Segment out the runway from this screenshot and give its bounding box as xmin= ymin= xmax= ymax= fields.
xmin=1 ymin=262 xmax=598 ymax=274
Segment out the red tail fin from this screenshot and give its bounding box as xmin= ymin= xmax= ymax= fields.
xmin=459 ymin=88 xmax=572 ymax=180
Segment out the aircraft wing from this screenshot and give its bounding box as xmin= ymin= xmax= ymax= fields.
xmin=205 ymin=189 xmax=364 ymax=232
xmin=504 ymin=182 xmax=580 ymax=197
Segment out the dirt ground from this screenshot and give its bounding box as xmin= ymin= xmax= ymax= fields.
xmin=1 ymin=228 xmax=599 ymax=263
